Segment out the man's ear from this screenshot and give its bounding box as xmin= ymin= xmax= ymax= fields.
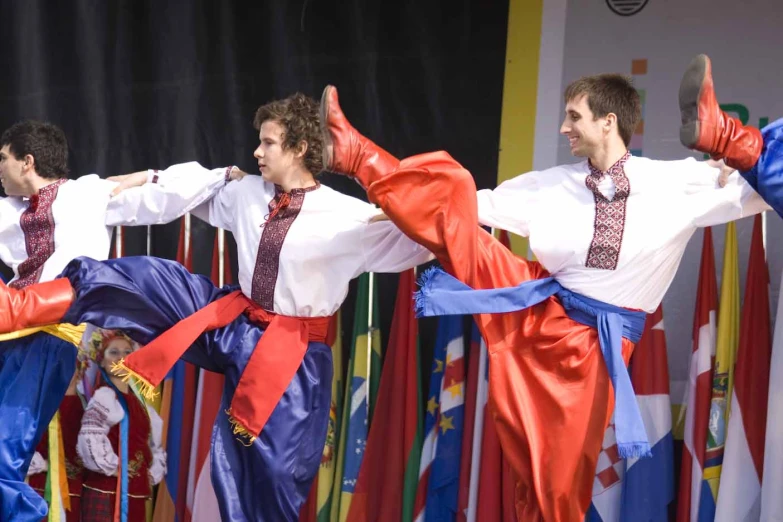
xmin=22 ymin=154 xmax=35 ymax=173
xmin=296 ymin=140 xmax=309 ymax=158
xmin=604 ymin=112 xmax=617 ymax=133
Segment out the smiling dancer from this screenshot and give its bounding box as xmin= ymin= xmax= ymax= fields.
xmin=316 ymin=76 xmax=767 ymax=521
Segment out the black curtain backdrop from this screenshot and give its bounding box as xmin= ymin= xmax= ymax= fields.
xmin=0 ymin=0 xmax=509 ymax=388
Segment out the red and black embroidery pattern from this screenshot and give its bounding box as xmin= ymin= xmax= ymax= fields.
xmin=584 ymin=152 xmax=631 ymax=271
xmin=250 ymin=183 xmax=320 ymax=310
xmin=10 ymin=179 xmax=68 ymax=288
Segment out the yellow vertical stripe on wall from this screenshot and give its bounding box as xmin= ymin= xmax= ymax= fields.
xmin=496 ymin=0 xmax=543 ymax=256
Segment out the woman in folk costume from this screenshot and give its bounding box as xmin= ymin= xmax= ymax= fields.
xmin=26 ymin=368 xmax=85 ymax=522
xmin=0 ymin=119 xmax=241 ymax=522
xmin=315 ymin=79 xmax=770 ymax=521
xmin=76 ymin=329 xmax=165 ymax=522
xmin=0 ymin=93 xmax=433 ymax=521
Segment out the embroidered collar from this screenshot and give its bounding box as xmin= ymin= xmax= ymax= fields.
xmin=273 ymin=181 xmax=321 ymax=196
xmin=25 ymin=178 xmax=68 ymax=205
xmin=586 ymin=152 xmax=631 ymax=202
xmin=587 ymin=151 xmax=631 ymax=178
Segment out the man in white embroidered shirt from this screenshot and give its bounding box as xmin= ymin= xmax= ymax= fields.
xmin=315 ymin=74 xmax=769 ymax=522
xmin=0 ymin=120 xmax=236 ymax=522
xmin=0 ymin=94 xmax=433 ymax=522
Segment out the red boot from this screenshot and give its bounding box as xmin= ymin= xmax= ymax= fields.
xmin=679 ymin=54 xmax=762 ymax=172
xmin=320 ymin=85 xmax=399 ymax=188
xmin=0 ymin=279 xmax=74 ymax=333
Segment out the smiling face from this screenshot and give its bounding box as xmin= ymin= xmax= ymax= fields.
xmin=252 ymin=120 xmax=307 ymax=186
xmin=0 ymin=144 xmax=29 ymax=196
xmin=559 ymin=94 xmax=613 ymax=159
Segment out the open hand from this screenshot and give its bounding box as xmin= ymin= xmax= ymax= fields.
xmin=705 ymin=159 xmax=735 ymax=188
xmin=229 ymin=166 xmax=248 ymax=181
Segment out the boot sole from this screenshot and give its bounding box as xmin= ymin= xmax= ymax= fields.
xmin=320 ymin=86 xmax=335 ymax=172
xmin=679 ymin=55 xmax=708 ymax=149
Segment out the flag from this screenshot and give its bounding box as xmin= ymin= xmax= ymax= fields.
xmin=622 ymin=304 xmax=675 ymax=521
xmin=345 ymin=269 xmax=421 ymax=522
xmin=311 ymin=312 xmax=343 ymax=522
xmin=761 ymin=239 xmax=783 ymax=521
xmin=587 ymin=422 xmax=624 ymax=522
xmin=459 ymin=323 xmax=513 ymax=522
xmin=676 ymin=228 xmax=717 ymax=522
xmin=459 ymin=324 xmax=513 ymax=522
xmin=587 ymin=306 xmax=675 ymax=522
xmin=367 ymin=273 xmax=383 ymax=427
xmin=476 ymin=373 xmax=505 ymax=522
xmin=700 ymin=222 xmax=740 ymax=518
xmin=333 ymin=273 xmax=381 ymax=520
xmin=457 ymin=325 xmax=482 ymax=522
xmin=715 ymin=214 xmax=771 ymax=521
xmin=184 ymin=229 xmax=232 ymax=522
xmin=152 ymin=215 xmax=198 ymax=522
xmin=414 ymin=315 xmax=466 ymax=521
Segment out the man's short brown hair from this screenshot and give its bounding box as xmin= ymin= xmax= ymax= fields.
xmin=253 ymin=93 xmax=323 ymax=174
xmin=564 ymin=74 xmax=641 ymax=147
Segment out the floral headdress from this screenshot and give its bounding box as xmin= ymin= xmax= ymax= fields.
xmin=77 ymin=328 xmax=136 ymax=374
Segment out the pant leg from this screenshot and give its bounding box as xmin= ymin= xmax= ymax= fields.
xmin=489 ymin=302 xmax=636 ymax=522
xmin=367 ymin=151 xmax=544 ymax=289
xmin=0 ymin=333 xmax=76 ymax=522
xmin=60 ymin=256 xmax=236 ymax=373
xmin=209 ymin=333 xmax=332 ymax=522
xmin=368 ymin=152 xmax=621 ymax=522
xmin=741 ymin=118 xmax=783 ymax=216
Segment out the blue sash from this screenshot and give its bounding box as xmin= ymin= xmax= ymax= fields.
xmin=414 ymin=267 xmax=651 ymax=458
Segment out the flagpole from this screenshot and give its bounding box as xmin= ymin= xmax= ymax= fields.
xmin=367 ymin=271 xmax=374 ymax=413
xmin=218 ymin=228 xmax=226 ymax=287
xmin=115 ymin=226 xmax=123 ymax=258
xmin=467 ymin=338 xmax=488 ymax=522
xmin=184 ymin=213 xmax=191 ymax=264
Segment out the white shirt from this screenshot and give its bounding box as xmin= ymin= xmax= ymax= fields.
xmin=0 ymin=166 xmax=229 ymax=286
xmin=477 ymin=156 xmax=770 ymax=313
xmin=158 ymin=163 xmax=434 ymax=317
xmin=76 ymin=386 xmax=166 ymax=485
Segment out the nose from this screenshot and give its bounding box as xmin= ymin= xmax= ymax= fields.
xmin=253 ymin=146 xmax=263 ymax=159
xmin=559 ymin=119 xmax=570 ymax=135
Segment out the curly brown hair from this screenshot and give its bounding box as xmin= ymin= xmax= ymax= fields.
xmin=253 ymin=93 xmax=323 ymax=175
xmin=0 ymin=120 xmax=69 ymax=179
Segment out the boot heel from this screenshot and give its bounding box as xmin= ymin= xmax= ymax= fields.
xmin=680 ymin=121 xmax=701 ymax=149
